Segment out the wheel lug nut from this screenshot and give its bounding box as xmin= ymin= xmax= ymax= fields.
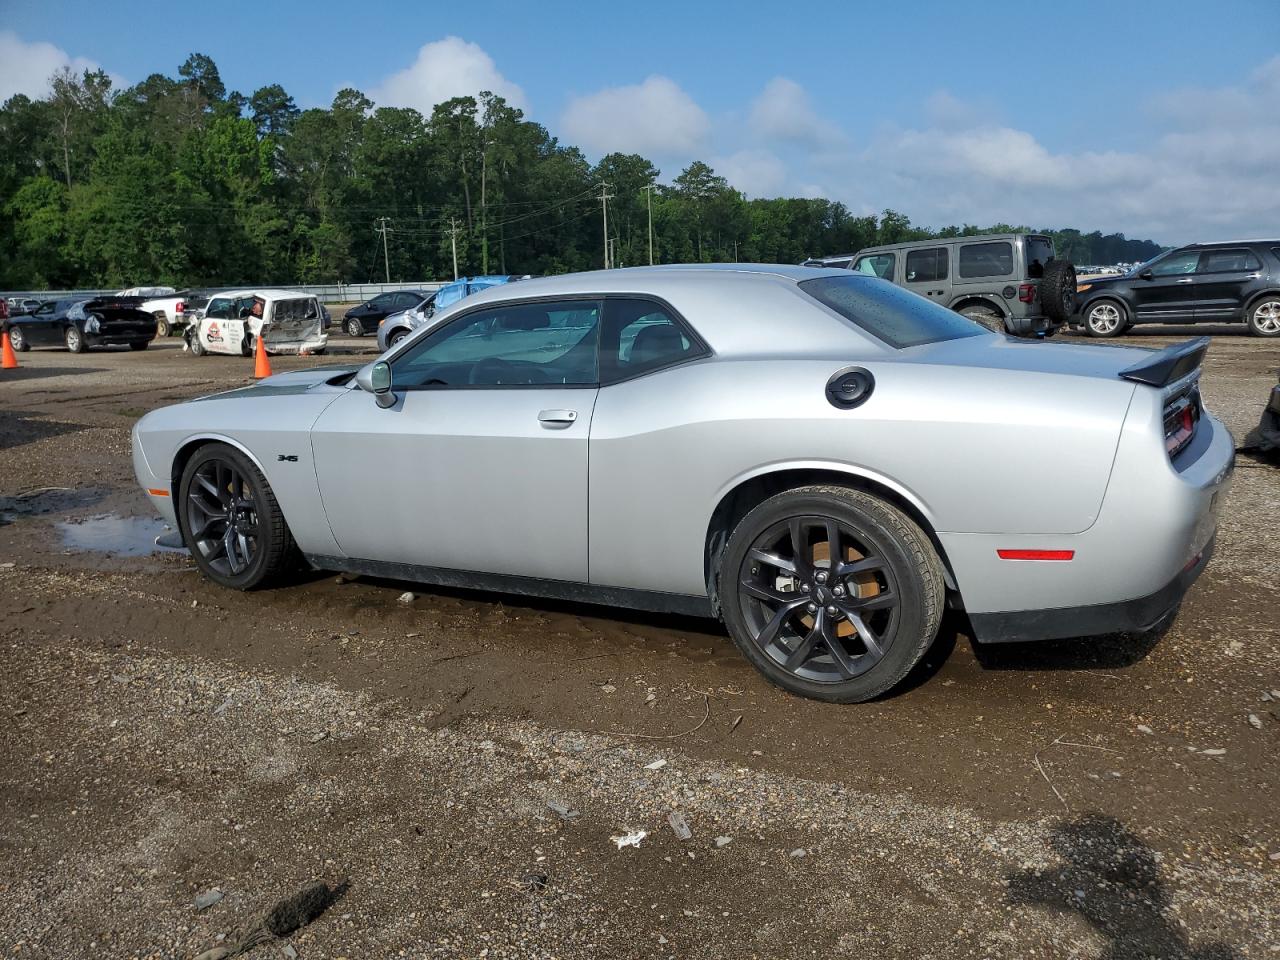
xmin=832 ymin=585 xmax=845 ymax=597
xmin=800 ymin=583 xmax=810 ymax=593
xmin=816 ymin=571 xmax=828 ymax=583
xmin=826 ymin=605 xmax=838 ymax=616
xmin=806 ymin=602 xmax=817 ymax=613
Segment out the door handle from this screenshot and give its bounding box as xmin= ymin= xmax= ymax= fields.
xmin=1175 ymin=278 xmax=1194 ymax=284
xmin=538 ymin=409 xmax=578 ymax=427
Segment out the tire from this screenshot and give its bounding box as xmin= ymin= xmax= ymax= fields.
xmin=129 ymin=341 xmax=149 ymax=351
xmin=719 ymin=485 xmax=944 ymax=703
xmin=189 ymin=331 xmax=206 ymax=356
xmin=1039 ymin=259 xmax=1077 ymax=323
xmin=1246 ymin=297 xmax=1280 ymax=337
xmin=156 ymin=315 xmax=170 ymax=337
xmin=961 ymin=305 xmax=1007 ymax=334
xmin=345 ymin=317 xmax=363 ymax=337
xmin=389 ymin=328 xmax=409 ymax=347
xmin=178 ymin=442 xmax=299 ymax=590
xmin=1083 ymin=299 xmax=1127 ymax=338
xmin=65 ymin=326 xmax=86 ymax=353
xmin=8 ymin=326 xmax=28 ymax=351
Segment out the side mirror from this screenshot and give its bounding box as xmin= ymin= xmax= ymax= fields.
xmin=1139 ymin=269 xmax=1154 ymax=281
xmin=356 ymin=360 xmax=396 ymax=408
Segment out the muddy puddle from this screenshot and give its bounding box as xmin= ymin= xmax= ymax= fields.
xmin=0 ymin=485 xmax=109 ymax=522
xmin=56 ymin=514 xmax=186 ymax=557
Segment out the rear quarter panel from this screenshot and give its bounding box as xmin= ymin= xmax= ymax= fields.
xmin=588 ymin=357 xmax=1134 ymax=597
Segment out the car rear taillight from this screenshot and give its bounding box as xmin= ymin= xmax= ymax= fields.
xmin=1163 ymin=388 xmax=1201 ymax=459
xmin=175 ymin=301 xmax=185 ymax=314
xmin=1017 ymin=284 xmax=1036 ymax=304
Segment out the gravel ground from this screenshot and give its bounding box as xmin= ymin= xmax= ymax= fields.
xmin=0 ymin=324 xmax=1277 ymax=959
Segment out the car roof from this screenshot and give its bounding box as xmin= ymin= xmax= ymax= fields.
xmin=855 ymin=233 xmax=1043 ymax=255
xmin=207 ymin=288 xmax=317 ymax=301
xmin=1182 ymin=239 xmax=1280 ymax=247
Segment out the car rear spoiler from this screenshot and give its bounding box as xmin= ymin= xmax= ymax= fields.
xmin=1118 ymin=336 xmax=1210 ymax=387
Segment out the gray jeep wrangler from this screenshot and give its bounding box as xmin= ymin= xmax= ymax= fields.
xmin=804 ymin=233 xmax=1077 ymax=337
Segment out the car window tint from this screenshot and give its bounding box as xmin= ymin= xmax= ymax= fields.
xmin=601 ymin=299 xmax=704 ymax=383
xmin=958 ymin=242 xmax=1014 ymax=278
xmin=800 ymin=275 xmax=985 ymax=349
xmin=1025 ymin=237 xmax=1054 ymax=278
xmin=1197 ymin=248 xmax=1261 ymax=273
xmin=392 ymin=299 xmax=600 ymax=388
xmin=1150 ymin=251 xmax=1199 ymax=276
xmin=853 ymin=253 xmax=894 ymax=279
xmin=905 ymin=247 xmax=947 ymax=283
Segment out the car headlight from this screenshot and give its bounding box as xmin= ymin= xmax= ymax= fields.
xmin=1076 ymin=283 xmax=1092 ymax=293
xmin=85 ymin=316 xmax=100 ymax=333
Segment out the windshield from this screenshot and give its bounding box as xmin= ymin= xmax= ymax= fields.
xmin=799 ymin=275 xmax=986 ymax=348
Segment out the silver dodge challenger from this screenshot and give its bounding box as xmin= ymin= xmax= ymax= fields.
xmin=132 ymin=265 xmax=1234 ymax=702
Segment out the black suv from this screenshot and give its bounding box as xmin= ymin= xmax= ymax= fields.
xmin=1073 ymin=241 xmax=1280 ymax=338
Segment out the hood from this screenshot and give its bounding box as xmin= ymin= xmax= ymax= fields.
xmin=904 ymin=333 xmax=1158 ymax=381
xmin=193 ymin=365 xmax=358 ymax=402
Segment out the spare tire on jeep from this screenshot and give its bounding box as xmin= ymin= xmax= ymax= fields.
xmin=1040 ymin=259 xmax=1078 ymax=323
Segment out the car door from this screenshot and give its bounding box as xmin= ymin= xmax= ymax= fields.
xmin=903 ymin=246 xmax=949 ymax=303
xmin=310 ymin=297 xmax=602 ymax=582
xmin=1192 ymin=247 xmax=1263 ymax=321
xmin=24 ymin=301 xmax=60 ymax=344
xmin=1133 ymin=249 xmax=1200 ymax=321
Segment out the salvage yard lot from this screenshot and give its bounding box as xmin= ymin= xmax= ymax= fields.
xmin=1 ymin=328 xmax=1277 ymax=959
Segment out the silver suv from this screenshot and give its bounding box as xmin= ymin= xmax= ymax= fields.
xmin=806 ymin=233 xmax=1077 ymax=337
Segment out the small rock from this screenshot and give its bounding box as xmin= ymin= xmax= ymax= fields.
xmin=600 ymin=684 xmax=616 ymax=694
xmin=397 ymin=591 xmax=415 ymax=604
xmin=1136 ymin=724 xmax=1154 ymax=735
xmin=1270 ymin=690 xmax=1280 ymax=700
xmin=1201 ymin=748 xmax=1226 ymax=756
xmin=546 ymin=799 xmax=579 ymax=821
xmin=194 ymin=888 xmax=224 ymax=910
xmin=789 ymin=848 xmax=807 ymax=858
xmin=714 ymin=836 xmax=732 ymax=848
xmin=611 ymin=830 xmax=647 ymax=849
xmin=308 ymin=731 xmax=328 ymax=744
xmin=644 ymin=759 xmax=667 ymax=771
xmin=1268 ymin=852 xmax=1280 ymax=862
xmin=658 ymin=935 xmax=669 ymax=945
xmin=1248 ymin=714 xmax=1263 ymax=729
xmin=667 ymin=811 xmax=692 ymax=841
xmin=191 ymin=599 xmax=199 ymax=608
xmin=0 ymin=562 xmax=16 ymax=569
xmin=281 ymin=946 xmax=298 ymax=960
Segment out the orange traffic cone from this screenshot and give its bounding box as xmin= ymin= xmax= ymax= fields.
xmin=1 ymin=330 xmax=18 ymax=369
xmin=253 ymin=330 xmax=272 ymax=379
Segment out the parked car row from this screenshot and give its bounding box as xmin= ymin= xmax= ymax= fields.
xmin=803 ymin=235 xmax=1280 ymax=338
xmin=4 ymin=296 xmax=158 ymax=352
xmin=374 ymin=275 xmax=531 ymax=351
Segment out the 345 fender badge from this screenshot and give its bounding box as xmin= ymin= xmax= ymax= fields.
xmin=277 ymin=454 xmax=299 ymax=462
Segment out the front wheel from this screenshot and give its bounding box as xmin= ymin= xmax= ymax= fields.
xmin=65 ymin=326 xmax=86 ymax=353
xmin=1246 ymin=297 xmax=1280 ymax=337
xmin=179 ymin=443 xmax=299 ymax=590
xmin=1083 ymin=300 xmax=1127 ymax=338
xmin=389 ymin=328 xmax=410 ymax=347
xmin=720 ymin=486 xmax=944 ymax=703
xmin=8 ymin=326 xmax=29 ymax=351
xmin=345 ymin=317 xmax=363 ymax=337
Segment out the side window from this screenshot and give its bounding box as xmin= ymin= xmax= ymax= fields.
xmin=206 ymin=298 xmax=232 ymax=319
xmin=392 ymin=299 xmax=600 ymax=388
xmin=1150 ymin=250 xmax=1200 ymax=276
xmin=905 ymin=247 xmax=947 ymax=283
xmin=600 ymin=298 xmax=706 ymax=384
xmin=853 ymin=253 xmax=895 ymax=279
xmin=1197 ymin=248 xmax=1261 ymax=273
xmin=958 ymin=242 xmax=1014 ymax=279
xmin=67 ymin=302 xmax=86 ymax=321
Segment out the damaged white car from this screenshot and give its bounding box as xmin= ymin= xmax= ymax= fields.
xmin=185 ymin=289 xmax=328 ymax=357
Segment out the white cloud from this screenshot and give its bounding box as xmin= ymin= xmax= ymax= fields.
xmin=749 ymin=77 xmax=842 ymax=147
xmin=0 ymin=31 xmax=115 ymax=102
xmin=714 ymin=149 xmax=788 ymax=197
xmin=561 ymin=75 xmax=708 ymax=157
xmin=371 ymin=36 xmax=526 ymax=114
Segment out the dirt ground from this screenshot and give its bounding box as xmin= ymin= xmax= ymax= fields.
xmin=0 ymin=323 xmax=1277 ymax=959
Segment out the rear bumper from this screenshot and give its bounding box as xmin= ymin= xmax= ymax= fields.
xmin=1007 ymin=313 xmax=1064 ymax=336
xmin=969 ymin=537 xmax=1214 ymax=643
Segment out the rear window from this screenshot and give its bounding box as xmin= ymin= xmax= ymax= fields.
xmin=958 ymin=241 xmax=1014 ymax=278
xmin=1197 ymin=248 xmax=1261 ymax=273
xmin=799 ymin=275 xmax=985 ymax=349
xmin=1025 ymin=236 xmax=1054 ymax=278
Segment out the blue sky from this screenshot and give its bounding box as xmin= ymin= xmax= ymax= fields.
xmin=4 ymin=0 xmax=1279 ymax=242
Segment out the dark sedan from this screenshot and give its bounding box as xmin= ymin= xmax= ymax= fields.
xmin=1072 ymin=240 xmax=1280 ymax=338
xmin=341 ymin=289 xmax=433 ymax=337
xmin=6 ymin=297 xmax=158 ymax=353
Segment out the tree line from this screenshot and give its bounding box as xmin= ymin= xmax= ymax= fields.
xmin=0 ymin=54 xmax=1165 ymax=290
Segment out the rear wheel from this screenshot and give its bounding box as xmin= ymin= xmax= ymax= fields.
xmin=720 ymin=486 xmax=944 ymax=703
xmin=155 ymin=315 xmax=170 ymax=337
xmin=7 ymin=326 xmax=28 ymax=351
xmin=1246 ymin=297 xmax=1280 ymax=337
xmin=961 ymin=305 xmax=1007 ymax=334
xmin=345 ymin=317 xmax=363 ymax=337
xmin=1084 ymin=300 xmax=1127 ymax=338
xmin=65 ymin=326 xmax=86 ymax=353
xmin=179 ymin=443 xmax=299 ymax=590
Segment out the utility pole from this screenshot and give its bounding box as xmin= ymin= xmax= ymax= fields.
xmin=599 ymin=182 xmax=614 ymax=269
xmin=375 ymin=217 xmax=392 ymax=283
xmin=642 ymin=183 xmax=657 ymax=265
xmin=447 ymin=217 xmax=460 ymax=280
